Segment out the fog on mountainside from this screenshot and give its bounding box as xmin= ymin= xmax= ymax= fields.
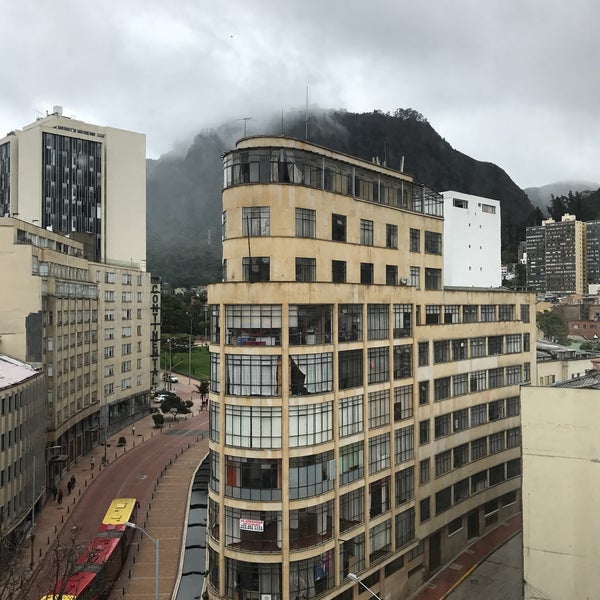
xmin=524 ymin=181 xmax=600 ymax=217
xmin=146 ymin=108 xmax=538 ymax=287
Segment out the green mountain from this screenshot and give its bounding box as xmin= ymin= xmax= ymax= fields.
xmin=146 ymin=108 xmax=537 ymax=286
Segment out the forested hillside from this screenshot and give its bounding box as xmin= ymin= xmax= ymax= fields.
xmin=147 ymin=108 xmax=538 ymax=286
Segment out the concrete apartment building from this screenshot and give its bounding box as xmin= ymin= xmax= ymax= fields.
xmin=526 ymin=214 xmax=587 ymax=296
xmin=441 ymin=191 xmax=501 ymax=288
xmin=206 ymin=137 xmax=535 ymax=600
xmin=522 ymin=367 xmax=600 ymax=599
xmin=0 ymin=109 xmax=156 ymax=542
xmin=0 ymin=356 xmax=46 ymax=546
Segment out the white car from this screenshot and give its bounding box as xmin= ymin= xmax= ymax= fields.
xmin=167 ymin=374 xmax=179 ymax=383
xmin=154 ymin=393 xmax=170 ymax=403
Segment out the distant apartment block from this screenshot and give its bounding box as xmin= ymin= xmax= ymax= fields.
xmin=441 ymin=191 xmax=501 ymax=287
xmin=0 ymin=106 xmax=146 ymax=266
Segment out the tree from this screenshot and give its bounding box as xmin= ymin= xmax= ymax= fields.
xmin=152 ymin=412 xmax=165 ymax=428
xmin=196 ymin=380 xmax=209 ymax=401
xmin=537 ymin=310 xmax=568 ymax=344
xmin=159 ymin=393 xmax=191 ymax=420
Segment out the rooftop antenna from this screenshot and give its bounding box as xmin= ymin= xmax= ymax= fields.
xmin=281 ymin=109 xmax=284 ymax=135
xmin=238 ymin=117 xmax=253 ymax=137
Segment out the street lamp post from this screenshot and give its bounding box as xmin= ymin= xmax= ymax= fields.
xmin=188 ymin=312 xmax=193 ymax=385
xmin=347 ymin=573 xmax=383 ymax=600
xmin=125 ymin=521 xmax=159 ymax=600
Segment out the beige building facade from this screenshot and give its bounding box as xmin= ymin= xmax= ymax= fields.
xmin=522 ymin=381 xmax=600 ymax=599
xmin=0 ymin=106 xmax=146 ymax=267
xmin=206 ymin=137 xmax=535 ymax=600
xmin=0 ymin=217 xmax=154 ymax=481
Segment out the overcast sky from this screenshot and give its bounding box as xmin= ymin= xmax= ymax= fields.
xmin=1 ymin=0 xmax=599 ymax=189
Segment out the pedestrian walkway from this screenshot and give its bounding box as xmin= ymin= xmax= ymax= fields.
xmin=410 ymin=513 xmax=522 ymax=600
xmin=21 ymin=377 xmax=210 ymax=599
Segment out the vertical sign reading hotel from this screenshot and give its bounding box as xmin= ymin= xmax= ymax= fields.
xmin=150 ymin=277 xmax=161 ymax=388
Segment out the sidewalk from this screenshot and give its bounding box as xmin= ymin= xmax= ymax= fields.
xmin=23 ymin=377 xmax=209 ymax=599
xmin=410 ymin=512 xmax=522 ymax=600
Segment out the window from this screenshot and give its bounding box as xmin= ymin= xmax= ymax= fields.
xmin=221 ymin=210 xmax=227 ymax=240
xmin=448 ymin=517 xmax=463 ymax=535
xmin=419 ymin=420 xmax=429 ymax=445
xmin=226 ymin=406 xmax=282 ymax=448
xmin=419 ymin=458 xmax=430 ymax=484
xmin=506 ymin=334 xmax=521 ymax=353
xmin=369 ymin=477 xmax=391 ymax=517
xmin=368 ymin=347 xmax=389 ymax=384
xmin=463 ymin=305 xmax=478 ymax=322
xmin=225 ymin=355 xmax=281 ymax=396
xmin=523 ymin=333 xmax=530 ymax=352
xmin=289 ymin=402 xmax=333 ymax=447
xmin=340 ymin=488 xmax=364 ymax=532
xmin=332 ymin=214 xmax=346 ymax=241
xmin=368 ymin=304 xmax=389 ymax=340
xmin=242 ymin=206 xmax=270 ymax=236
xmin=394 ymin=426 xmax=414 ymax=464
xmin=521 ymin=304 xmax=530 ymax=323
xmin=296 ymin=208 xmax=316 ymax=238
xmin=360 ymin=263 xmax=374 ymax=284
xmin=506 ymin=396 xmax=520 ymax=416
xmin=472 ymin=470 xmax=488 ymax=493
xmin=340 ymin=441 xmax=364 ymax=484
xmin=454 ymin=478 xmax=470 ymax=503
xmin=368 ymin=390 xmax=390 ymax=428
xmin=426 ymin=305 xmax=441 ymax=324
xmin=409 ymin=228 xmax=420 ymax=252
xmin=488 ymin=336 xmax=503 ymax=355
xmin=332 ymin=260 xmax=346 ymax=283
xmin=396 ymin=467 xmax=414 ymax=505
xmin=524 ymin=362 xmax=531 ymax=382
xmin=470 ymin=370 xmax=486 ymax=392
xmin=489 ymin=432 xmax=505 ymax=454
xmin=498 ymin=304 xmax=514 ymax=321
xmin=452 ymin=373 xmax=468 ymax=397
xmin=507 ymin=427 xmax=521 ymax=448
xmin=339 ymin=349 xmax=363 ymax=389
xmin=393 ymin=304 xmax=412 ymax=337
xmin=434 ymin=414 xmax=450 ymax=438
xmin=386 ymin=265 xmax=398 ymax=286
xmin=289 ymin=353 xmax=333 ymax=395
xmin=489 ymin=399 xmax=505 ymax=421
xmin=425 ymin=268 xmax=442 ymax=290
xmin=369 ymin=433 xmax=390 ymax=473
xmin=289 ymin=453 xmax=335 ymax=499
xmin=370 ymin=519 xmax=392 ymax=561
xmin=386 ymin=224 xmax=398 ymax=249
xmin=453 ymin=409 xmax=469 ymax=432
xmin=435 ymin=487 xmax=452 ymax=514
xmin=339 ymin=394 xmax=363 ymax=437
xmin=444 ymin=305 xmax=460 ymax=324
xmin=506 ymin=365 xmax=522 ymax=385
xmin=295 ymin=257 xmax=316 ymax=282
xmin=242 ymin=257 xmax=270 ymax=282
xmin=338 ymin=304 xmax=362 ymax=342
xmin=470 ymin=337 xmax=486 ymax=358
xmin=453 ymin=443 xmax=469 ymax=468
xmin=434 ymin=377 xmax=450 ymax=401
xmin=435 ymin=451 xmax=451 ymax=476
xmin=420 ymin=498 xmax=430 ymax=523
xmin=419 ymin=381 xmax=429 ymax=405
xmin=395 ymin=508 xmax=415 ymax=548
xmin=410 ymin=266 xmax=420 ymax=288
xmin=488 ymin=368 xmax=504 ymax=389
xmin=471 ymin=437 xmax=487 ymax=460
xmin=393 ymin=345 xmax=412 ymax=379
xmin=434 ymin=340 xmax=450 ymax=363
xmin=424 ymin=231 xmax=442 ymax=254
xmin=360 ymin=219 xmax=374 ymax=245
xmin=418 ymin=342 xmax=429 ymax=366
xmin=481 ymin=203 xmax=496 ymax=213
xmin=471 ymin=404 xmax=487 ymax=426
xmin=225 ymin=457 xmax=281 ymax=501
xmin=481 ymin=305 xmax=496 ymax=322
xmin=394 ymin=385 xmax=413 ymax=421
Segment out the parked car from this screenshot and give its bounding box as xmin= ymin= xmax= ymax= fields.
xmin=168 ymin=374 xmax=179 ymax=383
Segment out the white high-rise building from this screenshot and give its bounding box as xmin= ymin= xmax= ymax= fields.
xmin=442 ymin=191 xmax=501 ymax=287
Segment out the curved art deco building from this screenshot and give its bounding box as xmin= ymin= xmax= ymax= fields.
xmin=207 ymin=137 xmax=535 ymax=600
